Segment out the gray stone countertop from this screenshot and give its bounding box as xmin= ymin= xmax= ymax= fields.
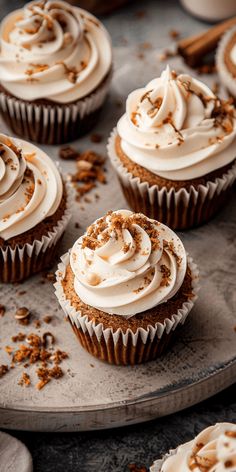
xmin=0 ymin=0 xmax=235 ymax=470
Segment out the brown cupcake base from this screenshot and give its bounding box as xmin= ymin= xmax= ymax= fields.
xmin=0 ymin=70 xmax=112 ymax=145
xmin=55 ymin=255 xmax=198 ymax=365
xmin=108 ymin=132 xmax=236 ymax=230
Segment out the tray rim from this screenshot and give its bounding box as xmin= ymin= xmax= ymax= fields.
xmin=1 ymin=356 xmax=235 ymax=415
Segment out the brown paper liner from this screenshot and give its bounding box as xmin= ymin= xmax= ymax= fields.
xmin=0 ymin=70 xmax=112 ymax=145
xmin=0 ymin=237 xmax=63 ymax=283
xmin=108 ymin=130 xmax=236 ymax=230
xmin=70 ymin=320 xmax=181 ymax=365
xmin=118 ymin=174 xmax=233 ymax=230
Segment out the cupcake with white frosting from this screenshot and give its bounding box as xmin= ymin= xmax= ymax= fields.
xmin=55 ymin=209 xmax=199 ymax=365
xmin=0 ymin=0 xmax=112 ymax=144
xmin=108 ymin=66 xmax=236 ymax=230
xmin=150 ymin=422 xmax=236 ymax=471
xmin=0 ymin=132 xmax=72 ymax=282
xmin=217 ymin=26 xmax=236 ymax=100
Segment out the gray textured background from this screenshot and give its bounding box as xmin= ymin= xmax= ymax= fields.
xmin=0 ymin=0 xmax=236 ymax=470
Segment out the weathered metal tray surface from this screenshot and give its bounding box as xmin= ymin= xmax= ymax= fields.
xmin=0 ymin=49 xmax=236 ymax=432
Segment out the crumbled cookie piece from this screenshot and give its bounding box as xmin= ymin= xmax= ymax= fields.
xmin=90 ymin=133 xmax=103 ymax=143
xmin=169 ymin=29 xmax=180 ymax=40
xmin=128 ymin=464 xmax=148 ymax=472
xmin=59 ymin=146 xmax=79 ymax=160
xmin=18 ymin=372 xmax=31 ymax=387
xmin=0 ymin=304 xmax=6 ymax=317
xmin=69 ymin=149 xmax=106 ymax=201
xmin=15 ymin=307 xmax=30 ymax=321
xmin=0 ymin=365 xmax=9 ymax=378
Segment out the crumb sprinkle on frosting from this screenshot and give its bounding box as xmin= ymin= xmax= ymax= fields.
xmin=69 ymin=210 xmax=187 ymax=318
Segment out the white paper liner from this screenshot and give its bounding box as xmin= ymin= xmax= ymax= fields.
xmin=107 ymin=129 xmax=236 ymax=216
xmin=216 ymin=27 xmax=236 ymax=98
xmin=0 ymin=70 xmax=112 ymax=143
xmin=54 ymin=252 xmax=199 ymax=349
xmin=0 ymin=178 xmax=73 ymax=272
xmin=150 ymin=448 xmax=177 ymax=472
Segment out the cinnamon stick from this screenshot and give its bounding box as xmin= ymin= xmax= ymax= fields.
xmin=178 ymin=16 xmax=236 ymax=67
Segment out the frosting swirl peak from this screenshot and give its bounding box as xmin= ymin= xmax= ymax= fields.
xmin=0 ymin=133 xmax=62 ymax=240
xmin=0 ymin=1 xmax=112 ymax=103
xmin=117 ymin=66 xmax=236 ymax=180
xmin=70 ymin=210 xmax=187 ymax=318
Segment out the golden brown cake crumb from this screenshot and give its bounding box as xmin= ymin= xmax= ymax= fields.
xmin=0 ymin=365 xmax=9 ymax=378
xmin=169 ymin=29 xmax=180 ymax=40
xmin=0 ymin=304 xmax=5 ymax=317
xmin=90 ymin=133 xmax=103 ymax=143
xmin=1 ymin=327 xmax=68 ymax=390
xmin=15 ymin=306 xmax=30 ymax=320
xmin=59 ymin=146 xmax=79 ymax=160
xmin=43 ymin=271 xmax=56 ymax=283
xmin=128 ymin=464 xmax=148 ymax=472
xmin=18 ymin=372 xmax=31 ymax=387
xmin=69 ymin=149 xmax=106 ymax=201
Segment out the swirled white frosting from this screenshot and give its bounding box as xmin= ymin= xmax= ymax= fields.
xmin=160 ymin=423 xmax=236 ymax=472
xmin=117 ymin=66 xmax=236 ymax=180
xmin=0 ymin=1 xmax=112 ymax=103
xmin=0 ymin=132 xmax=62 ymax=240
xmin=70 ymin=209 xmax=187 ymax=318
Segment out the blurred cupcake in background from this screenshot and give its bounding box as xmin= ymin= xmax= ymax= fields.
xmin=0 ymin=0 xmax=112 ymax=144
xmin=108 ymin=66 xmax=236 ymax=230
xmin=0 ymin=132 xmax=72 ymax=283
xmin=55 ymin=209 xmax=199 ymax=365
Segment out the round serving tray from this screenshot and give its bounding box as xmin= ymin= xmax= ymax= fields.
xmin=0 ymin=51 xmax=236 ymax=432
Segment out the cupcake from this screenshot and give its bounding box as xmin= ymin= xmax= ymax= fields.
xmin=0 ymin=132 xmax=72 ymax=283
xmin=150 ymin=422 xmax=236 ymax=471
xmin=55 ymin=209 xmax=199 ymax=365
xmin=217 ymin=26 xmax=236 ymax=100
xmin=108 ymin=66 xmax=236 ymax=230
xmin=0 ymin=1 xmax=112 ymax=144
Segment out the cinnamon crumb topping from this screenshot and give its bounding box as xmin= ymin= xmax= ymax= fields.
xmin=160 ymin=264 xmax=171 ymax=286
xmin=81 ymin=212 xmax=160 ymax=255
xmin=225 ymin=430 xmax=236 ymax=438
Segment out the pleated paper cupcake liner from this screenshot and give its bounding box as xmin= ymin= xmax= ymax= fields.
xmin=150 ymin=449 xmax=177 ymax=472
xmin=0 ymin=180 xmax=74 ymax=283
xmin=0 ymin=70 xmax=112 ymax=145
xmin=54 ymin=252 xmax=199 ymax=365
xmin=216 ymin=27 xmax=236 ymax=99
xmin=107 ymin=129 xmax=236 ymax=230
